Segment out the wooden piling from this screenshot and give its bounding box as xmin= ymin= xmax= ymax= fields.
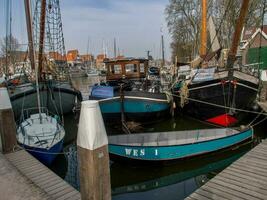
xmin=77 ymin=100 xmax=111 ymax=200
xmin=0 ymin=88 xmax=17 ymax=153
xmin=260 ymin=81 xmax=267 ymax=102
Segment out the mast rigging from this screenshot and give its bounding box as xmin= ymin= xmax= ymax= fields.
xmin=38 ymin=0 xmax=46 ymax=80
xmin=24 ymin=0 xmax=42 ymax=120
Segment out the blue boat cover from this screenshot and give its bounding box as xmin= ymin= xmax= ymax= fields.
xmin=91 ymin=85 xmax=114 ymax=98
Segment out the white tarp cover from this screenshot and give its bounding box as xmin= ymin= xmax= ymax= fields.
xmin=77 ymin=100 xmax=108 ymax=150
xmin=0 ymin=87 xmax=12 ymax=110
xmin=178 ymin=65 xmax=191 ymax=72
xmin=261 ymin=70 xmax=267 ymax=82
xmin=192 ymin=67 xmax=216 ymax=82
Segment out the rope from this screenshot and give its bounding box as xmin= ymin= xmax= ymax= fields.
xmin=247 ymin=110 xmax=264 ymax=127
xmin=58 ymin=83 xmax=64 ymax=125
xmin=250 ymin=116 xmax=267 ymax=127
xmin=166 ymin=91 xmax=267 ymax=116
xmin=179 ymin=81 xmax=189 ymax=107
xmin=33 ymin=0 xmax=68 ymax=80
xmin=221 ymin=81 xmax=228 ymax=114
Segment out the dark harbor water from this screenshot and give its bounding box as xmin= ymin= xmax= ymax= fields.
xmin=50 ymin=76 xmax=266 ymax=200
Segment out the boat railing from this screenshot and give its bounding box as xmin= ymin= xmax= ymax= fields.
xmin=20 ymin=124 xmax=63 ymax=148
xmin=19 ymin=107 xmax=61 ymax=124
xmin=237 ymin=63 xmax=262 ymax=77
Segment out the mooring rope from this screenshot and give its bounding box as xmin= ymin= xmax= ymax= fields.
xmin=166 ymin=91 xmax=267 ymax=116
xmin=250 ymin=116 xmax=267 ymax=127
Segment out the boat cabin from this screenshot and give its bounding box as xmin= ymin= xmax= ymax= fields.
xmin=105 ymin=58 xmax=148 ymax=81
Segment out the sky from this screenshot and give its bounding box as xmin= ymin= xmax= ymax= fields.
xmin=0 ymin=0 xmax=172 ymax=60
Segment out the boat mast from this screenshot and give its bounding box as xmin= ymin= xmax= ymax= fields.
xmin=38 ymin=0 xmax=46 ymax=80
xmin=24 ymin=0 xmax=35 ymax=71
xmin=24 ymin=0 xmax=42 ymax=120
xmin=200 ymin=0 xmax=207 ymax=58
xmin=5 ymin=0 xmax=12 ymax=76
xmin=86 ymin=36 xmax=89 ymax=69
xmin=226 ymin=0 xmax=250 ymax=75
xmin=114 ymin=38 xmax=117 ymax=58
xmin=161 ymin=28 xmax=165 ymax=67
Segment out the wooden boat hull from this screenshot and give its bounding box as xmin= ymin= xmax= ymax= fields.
xmin=9 ymin=83 xmax=82 ymax=119
xmin=108 ymin=128 xmax=253 ymax=162
xmin=173 ymin=71 xmax=258 ymax=126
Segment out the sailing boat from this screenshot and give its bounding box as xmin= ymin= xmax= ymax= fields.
xmin=8 ymin=0 xmax=82 ymax=120
xmin=173 ymin=0 xmax=259 ymax=127
xmin=16 ymin=0 xmax=65 ymax=166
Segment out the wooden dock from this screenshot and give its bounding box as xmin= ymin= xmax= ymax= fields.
xmin=186 ymin=139 xmax=267 ymax=200
xmin=5 ymin=149 xmax=81 ymax=200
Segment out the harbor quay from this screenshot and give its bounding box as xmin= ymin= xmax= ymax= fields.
xmin=1 ymin=0 xmax=267 ymax=199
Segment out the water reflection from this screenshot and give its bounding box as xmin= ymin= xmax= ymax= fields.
xmin=63 ymin=141 xmax=252 ymax=200
xmin=111 ymin=144 xmax=250 ymax=199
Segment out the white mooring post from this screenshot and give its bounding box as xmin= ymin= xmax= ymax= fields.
xmin=77 ymin=100 xmax=111 ymax=200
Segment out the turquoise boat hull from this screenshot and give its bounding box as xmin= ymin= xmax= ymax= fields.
xmin=99 ymin=97 xmax=170 ymax=121
xmin=108 ymin=128 xmax=253 ymax=161
xmin=90 ymin=87 xmax=171 ymax=122
xmin=98 ymin=96 xmax=170 ymax=122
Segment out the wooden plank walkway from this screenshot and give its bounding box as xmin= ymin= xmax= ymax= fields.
xmin=5 ymin=149 xmax=81 ymax=200
xmin=186 ymin=139 xmax=267 ymax=200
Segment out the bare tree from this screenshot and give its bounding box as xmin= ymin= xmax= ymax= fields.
xmin=0 ymin=35 xmax=21 ymax=74
xmin=165 ymin=0 xmax=263 ymax=62
xmin=0 ymin=35 xmax=20 ymax=57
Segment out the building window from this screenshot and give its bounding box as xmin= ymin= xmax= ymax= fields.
xmin=125 ymin=64 xmax=137 ymax=74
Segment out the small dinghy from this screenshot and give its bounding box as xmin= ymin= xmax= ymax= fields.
xmin=108 ymin=127 xmax=253 ymax=162
xmin=17 ymin=111 xmax=65 ymax=165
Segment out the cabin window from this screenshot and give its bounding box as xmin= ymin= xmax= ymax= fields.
xmin=140 ymin=63 xmax=145 ymax=73
xmin=125 ymin=64 xmax=138 ymax=74
xmin=113 ymin=64 xmax=122 ymax=74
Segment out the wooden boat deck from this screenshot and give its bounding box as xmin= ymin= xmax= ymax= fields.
xmin=5 ymin=149 xmax=81 ymax=200
xmin=185 ymin=139 xmax=267 ymax=200
xmin=109 ymin=128 xmax=241 ymax=146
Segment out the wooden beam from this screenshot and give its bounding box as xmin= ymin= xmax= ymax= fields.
xmin=77 ymin=101 xmax=111 ymax=200
xmin=38 ymin=0 xmax=46 ymax=79
xmin=227 ymin=0 xmax=250 ymax=71
xmin=0 ymin=88 xmax=17 ymax=153
xmin=200 ymin=0 xmax=207 ymax=57
xmin=24 ymin=0 xmax=35 ymax=70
